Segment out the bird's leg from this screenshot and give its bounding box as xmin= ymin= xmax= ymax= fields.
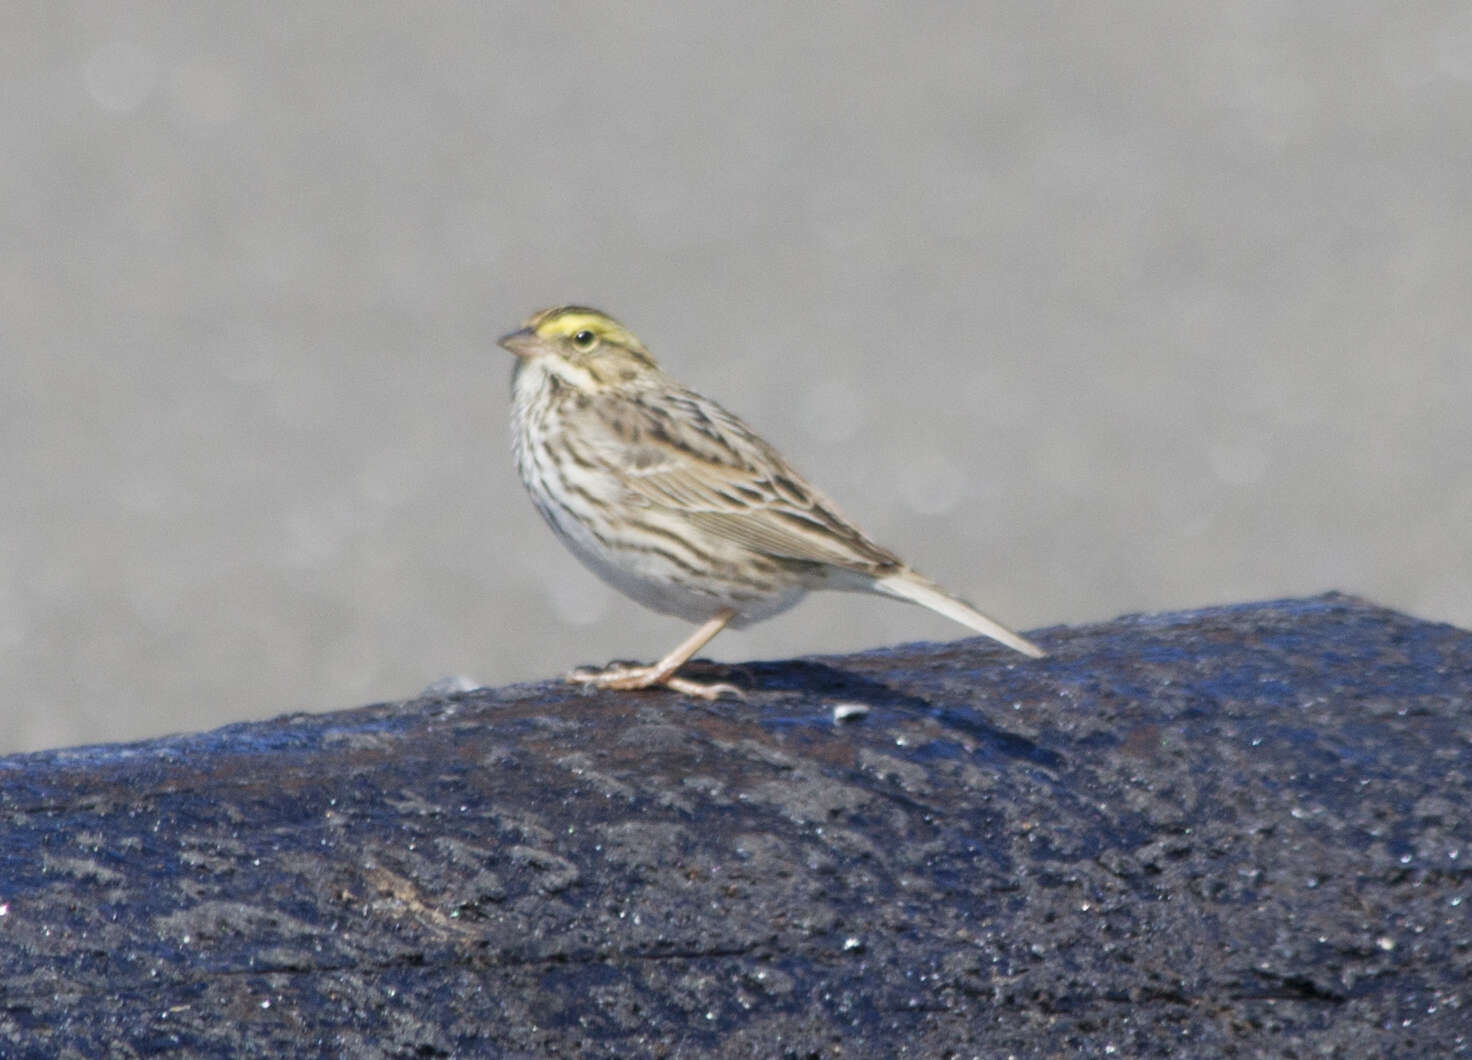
xmin=568 ymin=608 xmax=741 ymax=698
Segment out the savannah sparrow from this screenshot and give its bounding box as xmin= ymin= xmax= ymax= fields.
xmin=501 ymin=306 xmax=1045 ymax=698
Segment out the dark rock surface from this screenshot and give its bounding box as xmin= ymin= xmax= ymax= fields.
xmin=1 ymin=593 xmax=1469 ymax=1057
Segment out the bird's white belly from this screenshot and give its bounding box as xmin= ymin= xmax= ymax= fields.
xmin=529 ymin=476 xmax=806 ymax=627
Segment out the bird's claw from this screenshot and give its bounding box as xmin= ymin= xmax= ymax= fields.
xmin=566 ymin=664 xmax=743 ymax=700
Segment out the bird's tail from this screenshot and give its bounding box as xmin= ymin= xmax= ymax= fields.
xmin=873 ymin=571 xmax=1046 ymax=659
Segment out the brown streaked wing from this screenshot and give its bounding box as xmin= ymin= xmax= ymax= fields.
xmin=572 ymin=384 xmax=902 ymax=573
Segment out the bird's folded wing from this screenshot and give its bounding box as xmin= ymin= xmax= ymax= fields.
xmin=577 ymin=388 xmax=900 ymax=572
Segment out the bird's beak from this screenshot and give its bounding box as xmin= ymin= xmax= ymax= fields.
xmin=498 ymin=327 xmax=540 ymax=357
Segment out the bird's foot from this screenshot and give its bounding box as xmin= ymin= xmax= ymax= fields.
xmin=566 ymin=662 xmax=742 ymax=700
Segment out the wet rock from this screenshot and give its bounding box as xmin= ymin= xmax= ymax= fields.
xmin=1 ymin=593 xmax=1469 ymax=1055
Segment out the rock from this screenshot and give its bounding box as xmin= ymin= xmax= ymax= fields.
xmin=1 ymin=593 xmax=1468 ymax=1056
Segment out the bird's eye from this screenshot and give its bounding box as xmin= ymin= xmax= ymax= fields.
xmin=571 ymin=329 xmax=598 ymax=352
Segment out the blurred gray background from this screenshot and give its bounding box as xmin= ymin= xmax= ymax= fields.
xmin=5 ymin=3 xmax=1469 ymax=753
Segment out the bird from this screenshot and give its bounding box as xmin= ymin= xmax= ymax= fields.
xmin=499 ymin=305 xmax=1044 ymax=698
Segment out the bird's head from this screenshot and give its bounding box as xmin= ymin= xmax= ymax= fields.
xmin=500 ymin=306 xmax=659 ymax=390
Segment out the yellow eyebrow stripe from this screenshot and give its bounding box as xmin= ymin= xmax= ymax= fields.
xmin=536 ymin=311 xmax=616 ymax=338
xmin=530 ymin=308 xmax=644 ymax=353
